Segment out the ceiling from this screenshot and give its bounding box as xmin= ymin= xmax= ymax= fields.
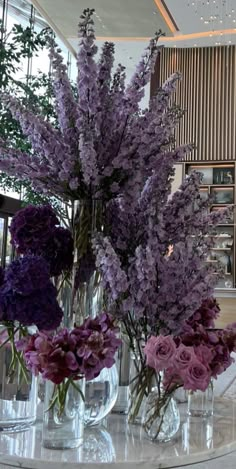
xmin=27 ymin=0 xmax=236 ymax=50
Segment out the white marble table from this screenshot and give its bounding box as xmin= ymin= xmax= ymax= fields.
xmin=0 ymin=398 xmax=236 ymax=469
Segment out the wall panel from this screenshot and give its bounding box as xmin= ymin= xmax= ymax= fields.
xmin=152 ymin=46 xmax=236 ymax=162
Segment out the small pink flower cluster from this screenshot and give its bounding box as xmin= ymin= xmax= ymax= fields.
xmin=17 ymin=312 xmax=121 ymax=385
xmin=144 ymin=335 xmax=212 ymax=392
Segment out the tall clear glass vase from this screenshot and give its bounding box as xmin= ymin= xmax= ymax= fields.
xmin=0 ymin=324 xmax=38 ymax=432
xmin=66 ymin=200 xmax=119 ymax=425
xmin=70 ymin=199 xmax=104 ymax=326
xmin=42 ymin=378 xmax=85 ymax=449
xmin=187 ymin=382 xmax=214 ymax=417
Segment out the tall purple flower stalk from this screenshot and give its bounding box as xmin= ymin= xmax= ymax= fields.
xmin=0 ymin=9 xmax=183 ymax=204
xmin=95 ymin=169 xmax=231 ymax=337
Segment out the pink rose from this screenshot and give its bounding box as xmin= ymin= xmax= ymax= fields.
xmin=144 ymin=335 xmax=176 ymax=371
xmin=183 ymin=359 xmax=211 ymax=392
xmin=175 ymin=344 xmax=195 ymax=370
xmin=194 ymin=344 xmax=214 ymax=366
xmin=163 ymin=366 xmax=183 ymax=390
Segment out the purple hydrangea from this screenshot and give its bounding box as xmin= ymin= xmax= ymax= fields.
xmin=10 ymin=204 xmax=59 ymax=253
xmin=4 ymin=255 xmax=50 ymax=295
xmin=10 ymin=205 xmax=73 ymax=277
xmin=0 ymin=283 xmax=63 ymax=330
xmin=0 ymin=256 xmax=63 ymax=330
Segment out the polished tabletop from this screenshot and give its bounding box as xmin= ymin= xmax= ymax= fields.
xmin=0 ymin=398 xmax=236 ymax=468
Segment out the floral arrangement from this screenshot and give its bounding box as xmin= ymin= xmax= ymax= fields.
xmin=0 ymin=7 xmax=234 ymax=440
xmin=18 ymin=312 xmax=121 ymax=413
xmin=136 ymin=298 xmax=236 ymax=435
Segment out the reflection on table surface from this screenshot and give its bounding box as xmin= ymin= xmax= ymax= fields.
xmin=0 ymin=398 xmax=235 ymax=468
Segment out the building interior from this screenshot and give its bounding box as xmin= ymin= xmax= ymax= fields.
xmin=0 ymin=1 xmax=236 ymax=468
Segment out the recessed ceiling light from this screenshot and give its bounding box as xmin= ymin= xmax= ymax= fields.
xmin=220 ymin=19 xmax=223 ymax=23
xmin=200 ymin=16 xmax=203 ymax=20
xmin=194 ymin=43 xmax=197 ymax=46
xmin=229 ymin=40 xmax=232 ymax=44
xmin=204 ymin=20 xmax=209 ymax=24
xmin=233 ymin=19 xmax=236 ymax=23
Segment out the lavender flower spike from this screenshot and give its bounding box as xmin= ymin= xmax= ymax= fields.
xmin=93 ymin=234 xmax=129 ymax=300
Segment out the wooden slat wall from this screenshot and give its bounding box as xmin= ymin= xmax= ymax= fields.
xmin=152 ymin=46 xmax=236 ymax=162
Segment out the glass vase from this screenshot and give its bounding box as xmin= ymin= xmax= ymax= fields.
xmin=42 ymin=378 xmax=85 ymax=449
xmin=84 ymin=364 xmax=118 ymax=426
xmin=113 ymin=335 xmax=131 ymax=414
xmin=70 ymin=199 xmax=104 ymax=327
xmin=187 ymin=382 xmax=214 ymax=417
xmin=142 ymin=387 xmax=180 ymax=442
xmin=128 ymin=352 xmax=152 ymax=424
xmin=0 ymin=330 xmax=38 ymax=432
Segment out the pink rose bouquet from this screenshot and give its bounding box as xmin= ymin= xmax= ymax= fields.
xmin=144 ymin=336 xmax=211 ymax=392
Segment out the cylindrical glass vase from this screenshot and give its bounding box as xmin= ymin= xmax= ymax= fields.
xmin=113 ymin=335 xmax=131 ymax=414
xmin=70 ymin=199 xmax=104 ymax=327
xmin=128 ymin=352 xmax=150 ymax=424
xmin=187 ymin=382 xmax=214 ymax=418
xmin=42 ymin=378 xmax=85 ymax=449
xmin=0 ymin=336 xmax=38 ymax=432
xmin=187 ymin=383 xmax=214 ymax=417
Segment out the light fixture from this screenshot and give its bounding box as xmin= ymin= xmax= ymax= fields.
xmin=187 ymin=0 xmax=236 ymax=45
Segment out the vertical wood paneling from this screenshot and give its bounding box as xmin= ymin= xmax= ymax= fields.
xmin=153 ymin=46 xmax=236 ymax=162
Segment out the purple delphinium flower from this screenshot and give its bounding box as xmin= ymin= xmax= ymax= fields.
xmin=93 ymin=234 xmax=129 ymax=301
xmin=0 ymin=9 xmax=164 ymax=201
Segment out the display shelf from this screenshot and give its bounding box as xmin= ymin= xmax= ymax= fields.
xmin=184 ymin=161 xmax=236 ymax=288
xmin=211 ymin=248 xmax=232 ymax=251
